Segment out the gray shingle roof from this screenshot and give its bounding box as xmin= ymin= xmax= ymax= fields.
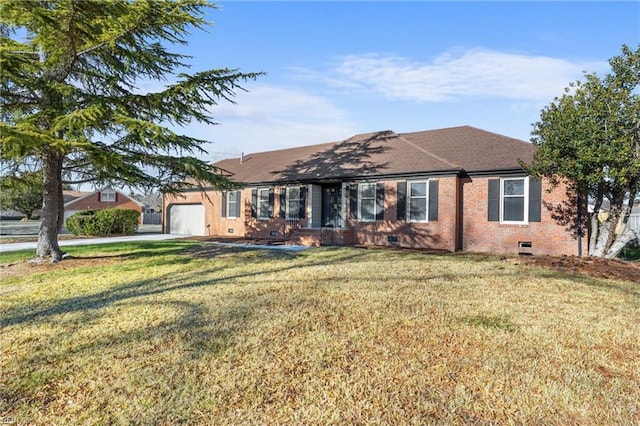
xmin=212 ymin=126 xmax=535 ymax=184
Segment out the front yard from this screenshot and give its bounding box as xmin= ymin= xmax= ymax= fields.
xmin=1 ymin=242 xmax=639 ymax=425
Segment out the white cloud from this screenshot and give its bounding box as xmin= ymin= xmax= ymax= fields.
xmin=180 ymin=85 xmax=358 ymax=158
xmin=304 ymin=48 xmax=606 ymax=103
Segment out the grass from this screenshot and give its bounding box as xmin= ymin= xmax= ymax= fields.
xmin=1 ymin=242 xmax=639 ymax=425
xmin=621 ymin=245 xmax=640 ymax=261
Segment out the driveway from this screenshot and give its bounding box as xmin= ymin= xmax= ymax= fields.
xmin=0 ymin=222 xmax=187 ymax=253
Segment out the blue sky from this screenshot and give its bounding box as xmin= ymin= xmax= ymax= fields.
xmin=167 ymin=1 xmax=640 ymax=161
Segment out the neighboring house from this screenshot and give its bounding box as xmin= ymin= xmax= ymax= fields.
xmin=63 ymin=190 xmax=91 ymax=205
xmin=163 ymin=126 xmax=586 ymax=256
xmin=64 ymin=186 xmax=144 ymax=224
xmin=134 ymin=193 xmax=163 ymax=224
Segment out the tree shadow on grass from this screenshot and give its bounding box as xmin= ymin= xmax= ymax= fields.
xmin=2 ymin=246 xmax=370 ymax=416
xmin=2 ymin=295 xmax=271 ymax=414
xmin=2 ymin=247 xmax=366 ymax=327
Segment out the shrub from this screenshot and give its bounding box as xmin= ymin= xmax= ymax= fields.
xmin=66 ymin=209 xmax=139 ymax=236
xmin=65 ymin=210 xmax=97 ymax=236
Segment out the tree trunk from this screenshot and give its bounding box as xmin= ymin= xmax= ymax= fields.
xmin=588 ymin=213 xmax=600 ymax=255
xmin=591 ymin=217 xmax=610 ymax=257
xmin=36 ymin=150 xmax=64 ymax=262
xmin=590 ymin=200 xmax=637 ymax=258
xmin=605 ymin=227 xmax=637 ymax=259
xmin=57 ymin=175 xmax=65 ymax=232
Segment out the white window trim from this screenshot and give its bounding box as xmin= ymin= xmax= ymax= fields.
xmin=500 ymin=177 xmax=529 ymax=224
xmin=257 ymin=188 xmax=270 ymax=220
xmin=227 ymin=191 xmax=238 ymax=219
xmin=358 ymin=183 xmax=377 ymax=222
xmin=101 ymin=190 xmax=116 ymax=202
xmin=407 ymin=180 xmax=429 ymax=223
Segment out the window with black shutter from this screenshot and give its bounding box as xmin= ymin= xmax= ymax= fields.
xmin=428 ymin=180 xmax=439 ymax=221
xmin=349 ymin=184 xmax=358 ymax=219
xmin=396 ymin=181 xmax=406 ymax=221
xmin=376 ymin=183 xmax=385 ymax=221
xmin=528 ymin=178 xmax=542 ymax=222
xmin=251 ymin=189 xmax=257 ymax=218
xmin=488 ymin=179 xmax=500 ymax=222
xmin=488 ymin=177 xmax=540 ymax=223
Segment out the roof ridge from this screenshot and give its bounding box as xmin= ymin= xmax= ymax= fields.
xmin=395 ymin=134 xmax=461 ymax=169
xmin=235 ymin=130 xmax=397 ymax=160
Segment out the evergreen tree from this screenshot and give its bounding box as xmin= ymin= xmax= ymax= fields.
xmin=0 ymin=0 xmax=261 ymax=261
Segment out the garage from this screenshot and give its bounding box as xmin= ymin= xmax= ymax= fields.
xmin=63 ymin=210 xmax=80 ymax=225
xmin=168 ymin=203 xmax=205 ymax=235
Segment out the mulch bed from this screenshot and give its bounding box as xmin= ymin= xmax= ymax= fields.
xmin=523 ymin=255 xmax=640 ymax=283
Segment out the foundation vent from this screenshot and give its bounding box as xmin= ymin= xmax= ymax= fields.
xmin=518 ymin=241 xmax=532 ymax=256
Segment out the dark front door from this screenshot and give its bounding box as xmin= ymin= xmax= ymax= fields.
xmin=322 ymin=184 xmax=343 ymax=227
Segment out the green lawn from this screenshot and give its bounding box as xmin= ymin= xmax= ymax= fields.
xmin=1 ymin=242 xmax=639 ymax=425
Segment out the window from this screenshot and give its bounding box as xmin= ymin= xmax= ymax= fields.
xmin=251 ymin=188 xmax=273 ymax=219
xmin=488 ymin=177 xmax=541 ymax=224
xmin=227 ymin=191 xmax=238 ymax=218
xmin=100 ymin=190 xmax=116 ymax=202
xmin=408 ymin=181 xmax=427 ymax=222
xmin=350 ymin=183 xmax=384 ymax=221
xmin=359 ymin=183 xmax=376 ymax=221
xmin=258 ymin=188 xmax=270 ymax=219
xmin=501 ymin=178 xmax=528 ymax=223
xmin=286 ymin=187 xmax=301 ymax=220
xmin=221 ymin=190 xmax=241 ymax=219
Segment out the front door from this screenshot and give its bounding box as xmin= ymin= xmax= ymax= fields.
xmin=322 ymin=184 xmax=343 ymax=227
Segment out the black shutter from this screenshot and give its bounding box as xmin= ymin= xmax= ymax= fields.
xmin=529 ymin=178 xmax=542 ymax=222
xmin=279 ymin=188 xmax=286 ymax=218
xmin=251 ymin=189 xmax=257 ymax=218
xmin=488 ymin=179 xmax=500 ymax=222
xmin=235 ymin=191 xmax=241 ymax=218
xmin=396 ymin=181 xmax=406 ymax=221
xmin=349 ymin=184 xmax=358 ymax=219
xmin=428 ymin=180 xmax=439 ymax=221
xmin=268 ymin=188 xmax=275 ymax=218
xmin=298 ymin=186 xmax=307 ymax=219
xmin=221 ymin=192 xmax=227 ymax=217
xmin=376 ymin=182 xmax=385 ymax=221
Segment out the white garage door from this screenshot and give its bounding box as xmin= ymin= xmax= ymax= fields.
xmin=63 ymin=210 xmax=79 ymax=224
xmin=169 ymin=204 xmax=205 ymax=235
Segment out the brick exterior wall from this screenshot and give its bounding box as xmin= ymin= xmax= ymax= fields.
xmin=164 ymin=191 xmax=244 ymax=237
xmin=163 ymin=176 xmax=584 ymax=256
xmin=462 ymin=176 xmax=585 ymax=256
xmin=348 ymin=178 xmax=458 ymax=252
xmin=66 ymin=191 xmax=143 ymax=223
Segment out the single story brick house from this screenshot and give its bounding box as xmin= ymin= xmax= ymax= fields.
xmin=163 ymin=126 xmax=585 ymax=256
xmin=64 ymin=186 xmax=144 ymax=224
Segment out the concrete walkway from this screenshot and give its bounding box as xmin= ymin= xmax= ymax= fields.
xmin=0 ymin=233 xmax=189 ymax=253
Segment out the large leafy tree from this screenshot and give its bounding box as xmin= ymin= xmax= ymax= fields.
xmin=0 ymin=170 xmax=43 ymax=219
xmin=526 ymin=45 xmax=640 ymax=258
xmin=0 ymin=0 xmax=260 ymax=262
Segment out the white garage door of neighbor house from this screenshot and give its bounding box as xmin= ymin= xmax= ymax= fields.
xmin=63 ymin=210 xmax=79 ymax=224
xmin=169 ymin=204 xmax=205 ymax=235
